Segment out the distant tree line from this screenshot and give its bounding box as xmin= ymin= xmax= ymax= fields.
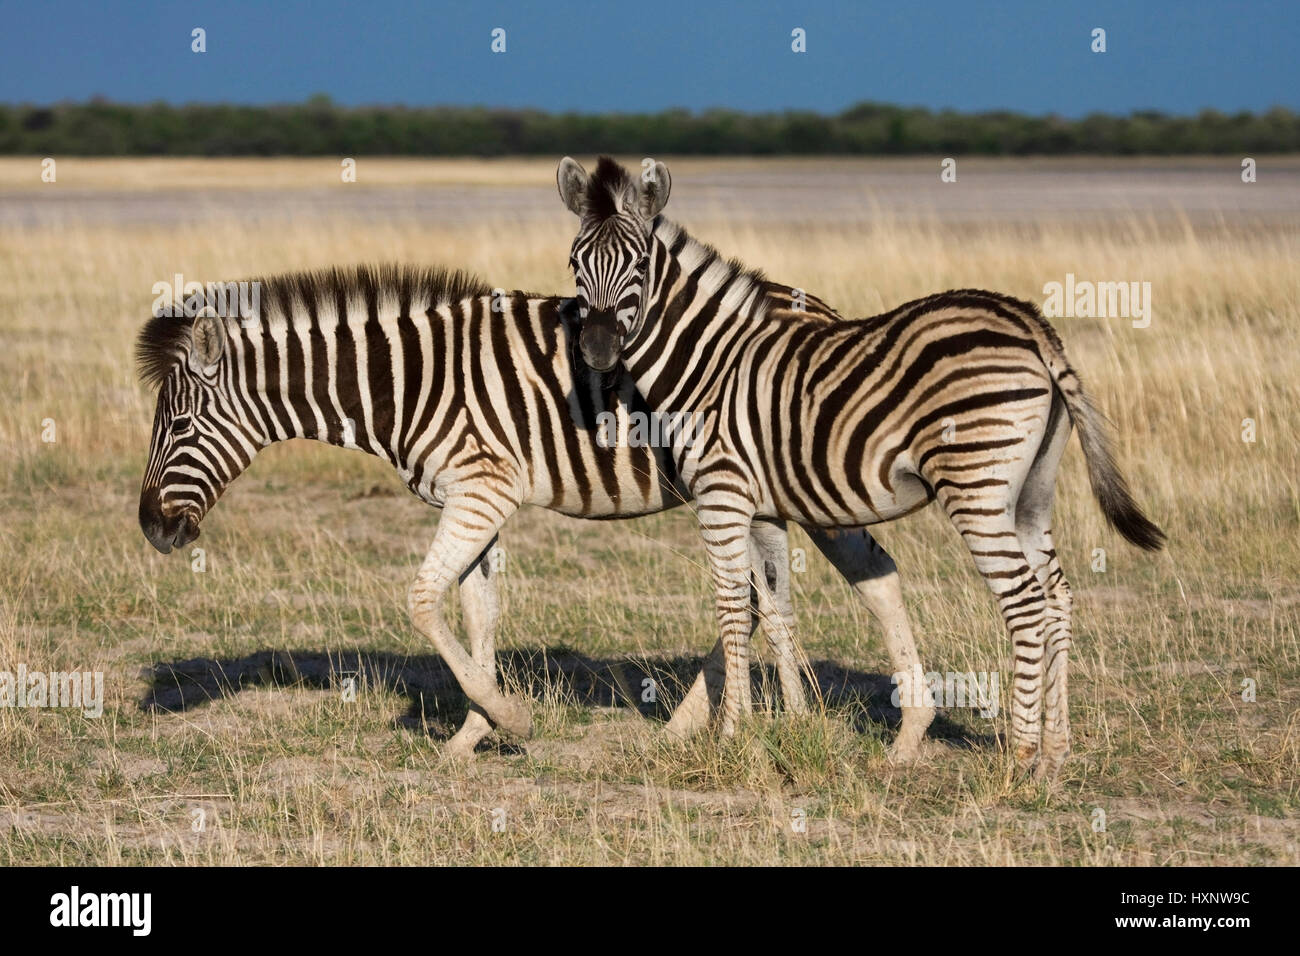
xmin=3 ymin=97 xmax=1297 ymax=155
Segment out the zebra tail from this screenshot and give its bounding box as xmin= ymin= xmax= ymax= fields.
xmin=1027 ymin=312 xmax=1167 ymax=552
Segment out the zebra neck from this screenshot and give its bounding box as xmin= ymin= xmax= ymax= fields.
xmin=630 ymin=220 xmax=770 ymax=404
xmin=230 ymin=315 xmax=402 ymax=466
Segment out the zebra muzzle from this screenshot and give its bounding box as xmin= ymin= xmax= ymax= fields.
xmin=139 ymin=489 xmax=201 ymax=554
xmin=578 ymin=312 xmax=622 ymax=373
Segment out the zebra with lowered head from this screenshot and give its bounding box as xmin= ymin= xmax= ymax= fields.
xmin=137 ymin=263 xmax=932 ymax=757
xmin=557 ymin=155 xmax=1166 ymax=777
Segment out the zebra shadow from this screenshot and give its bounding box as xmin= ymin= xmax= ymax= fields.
xmin=138 ymin=648 xmax=994 ymax=753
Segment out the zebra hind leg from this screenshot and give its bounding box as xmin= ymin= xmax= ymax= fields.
xmin=936 ymin=487 xmax=1049 ymax=772
xmin=1019 ymin=525 xmax=1072 ymax=780
xmin=444 ymin=538 xmax=502 ymax=759
xmin=1015 ymin=397 xmax=1075 ymax=779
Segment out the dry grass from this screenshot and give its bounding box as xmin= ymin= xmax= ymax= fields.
xmin=1 ymin=157 xmax=1297 ymax=865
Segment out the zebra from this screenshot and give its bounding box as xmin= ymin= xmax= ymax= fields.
xmin=136 ymin=263 xmax=932 ymax=759
xmin=556 ymin=156 xmax=1166 ymax=777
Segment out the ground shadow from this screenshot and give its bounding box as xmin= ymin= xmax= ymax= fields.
xmin=139 ymin=648 xmax=996 ymax=753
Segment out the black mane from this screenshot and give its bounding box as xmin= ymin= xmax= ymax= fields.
xmin=135 ymin=263 xmax=491 ymax=388
xmin=135 ymin=311 xmax=195 ymax=389
xmin=584 ymin=155 xmax=634 ymax=221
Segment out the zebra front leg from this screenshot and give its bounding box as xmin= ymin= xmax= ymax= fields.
xmin=444 ymin=539 xmax=501 ymax=759
xmin=664 ymin=519 xmax=801 ymax=737
xmin=663 ymin=637 xmax=725 ymax=739
xmin=748 ymin=518 xmax=807 ymax=714
xmin=805 ymin=527 xmax=933 ymax=762
xmin=696 ymin=492 xmax=757 ymax=737
xmin=408 ymin=500 xmax=533 ymax=741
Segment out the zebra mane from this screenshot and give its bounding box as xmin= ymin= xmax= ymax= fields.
xmin=650 ymin=217 xmax=777 ymax=316
xmin=584 ymin=155 xmax=636 ymax=220
xmin=135 ymin=312 xmax=195 ymax=389
xmin=136 ymin=263 xmax=492 ymax=389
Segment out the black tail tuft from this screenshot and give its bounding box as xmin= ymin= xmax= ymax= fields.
xmin=1069 ymin=390 xmax=1167 ymax=552
xmin=1098 ymin=480 xmax=1167 ymax=551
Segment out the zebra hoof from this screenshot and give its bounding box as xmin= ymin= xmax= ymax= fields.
xmin=444 ymin=711 xmax=492 ymax=759
xmin=1013 ymin=742 xmax=1040 ymax=773
xmin=1034 ymin=749 xmax=1070 ymax=781
xmin=886 ymin=742 xmax=923 ymax=765
xmin=444 ymin=736 xmax=480 ymax=761
xmin=490 ymin=695 xmax=534 ymax=739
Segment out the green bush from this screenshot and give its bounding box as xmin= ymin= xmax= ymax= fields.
xmin=2 ymin=97 xmax=1295 ymax=156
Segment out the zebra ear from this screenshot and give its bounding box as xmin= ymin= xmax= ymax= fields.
xmin=637 ymin=161 xmax=671 ymax=219
xmin=188 ymin=309 xmax=225 ymax=375
xmin=556 ymin=157 xmax=589 ymax=216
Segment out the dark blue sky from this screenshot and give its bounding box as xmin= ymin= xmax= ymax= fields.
xmin=1 ymin=0 xmax=1295 ymax=115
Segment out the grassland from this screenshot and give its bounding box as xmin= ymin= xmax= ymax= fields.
xmin=1 ymin=157 xmax=1297 ymax=865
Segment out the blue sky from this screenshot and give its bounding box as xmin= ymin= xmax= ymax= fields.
xmin=1 ymin=0 xmax=1295 ymax=115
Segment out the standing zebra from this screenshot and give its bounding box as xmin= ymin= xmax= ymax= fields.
xmin=137 ymin=264 xmax=931 ymax=758
xmin=557 ymin=156 xmax=1165 ymax=777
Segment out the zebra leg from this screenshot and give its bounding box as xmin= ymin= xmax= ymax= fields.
xmin=408 ymin=498 xmax=533 ymax=740
xmin=1016 ymin=397 xmax=1075 ymax=779
xmin=938 ymin=493 xmax=1049 ymax=772
xmin=1025 ymin=537 xmax=1072 ymax=780
xmin=748 ymin=518 xmax=807 ymax=714
xmin=806 ymin=526 xmax=934 ymax=762
xmin=695 ymin=491 xmax=757 ymax=737
xmin=663 ymin=637 xmax=725 ymax=739
xmin=444 ymin=539 xmax=501 ymax=759
xmin=665 ymin=518 xmax=801 ymax=737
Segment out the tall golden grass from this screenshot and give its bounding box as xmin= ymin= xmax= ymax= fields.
xmin=0 ymin=158 xmax=1296 ymax=864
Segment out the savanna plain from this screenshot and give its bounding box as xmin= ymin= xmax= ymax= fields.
xmin=1 ymin=156 xmax=1297 ymax=865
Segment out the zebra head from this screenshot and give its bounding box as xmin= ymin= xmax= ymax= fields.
xmin=556 ymin=155 xmax=671 ymax=372
xmin=136 ymin=309 xmax=260 ymax=554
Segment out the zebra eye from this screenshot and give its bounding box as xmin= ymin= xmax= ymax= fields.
xmin=635 ymin=255 xmax=649 ymax=272
xmin=171 ymin=416 xmax=192 ymax=434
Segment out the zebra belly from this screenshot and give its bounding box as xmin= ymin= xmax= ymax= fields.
xmin=843 ymin=468 xmax=934 ymax=525
xmin=761 ymin=459 xmax=933 ymax=527
xmin=521 ymin=440 xmax=679 ymax=518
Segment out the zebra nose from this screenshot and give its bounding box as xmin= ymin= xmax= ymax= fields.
xmin=579 ymin=312 xmax=621 ymax=373
xmin=139 ymin=489 xmax=198 ymax=554
xmin=139 ymin=488 xmax=171 ymax=552
xmin=171 ymin=512 xmax=200 ymax=551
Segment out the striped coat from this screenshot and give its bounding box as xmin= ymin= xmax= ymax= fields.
xmin=558 ymin=156 xmax=1165 ymax=775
